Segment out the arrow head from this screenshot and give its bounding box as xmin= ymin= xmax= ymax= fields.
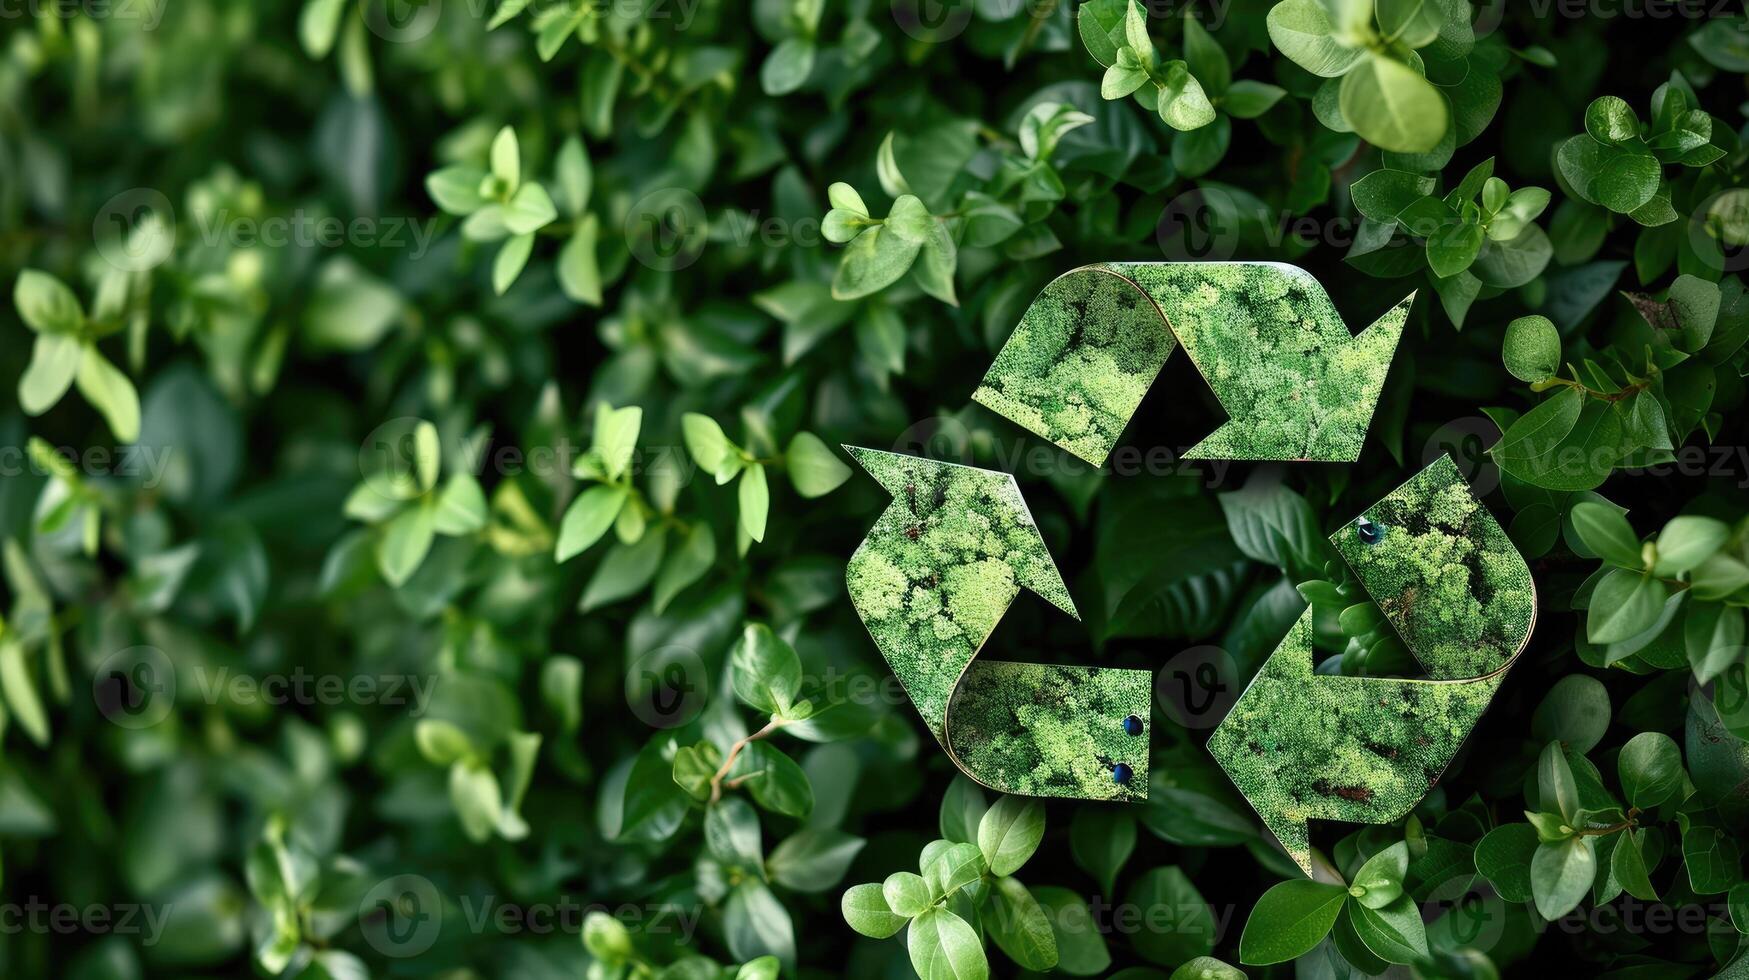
xmin=1209 ymin=458 xmax=1531 ymax=876
xmin=844 ymin=447 xmax=1078 ymax=620
xmin=1112 ymin=263 xmax=1412 ymax=462
xmin=972 ymin=263 xmax=1409 ymax=465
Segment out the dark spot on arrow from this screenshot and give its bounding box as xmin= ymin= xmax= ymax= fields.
xmin=1312 ymin=779 xmax=1374 ymax=804
xmin=1363 ymin=740 xmax=1397 ymax=759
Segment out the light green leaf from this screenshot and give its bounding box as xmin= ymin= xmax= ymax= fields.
xmin=1340 ymin=53 xmax=1449 ymax=153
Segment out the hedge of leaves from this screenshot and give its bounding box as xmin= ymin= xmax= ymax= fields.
xmin=3 ymin=0 xmax=1749 ymax=978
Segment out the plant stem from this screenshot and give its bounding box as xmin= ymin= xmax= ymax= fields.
xmin=708 ymin=717 xmax=785 ymax=804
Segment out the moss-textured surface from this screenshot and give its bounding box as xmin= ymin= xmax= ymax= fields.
xmin=845 ymin=447 xmax=1148 ymax=801
xmin=1332 ymin=455 xmax=1537 ymax=678
xmin=972 ymin=262 xmax=1411 ymax=464
xmin=1207 ymin=456 xmax=1535 ymax=875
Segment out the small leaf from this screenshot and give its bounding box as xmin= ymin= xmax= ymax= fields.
xmin=978 ymin=796 xmax=1045 ymax=876
xmin=1238 ymin=879 xmax=1347 ymax=965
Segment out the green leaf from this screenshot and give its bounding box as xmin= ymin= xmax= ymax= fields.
xmin=555 ymin=484 xmax=629 ymax=561
xmin=940 ymin=777 xmax=988 ymax=844
xmin=1475 ymin=823 xmax=1538 ymax=902
xmin=1069 ymin=807 xmax=1136 ymax=897
xmin=739 ymin=464 xmax=770 ymax=543
xmin=1588 ymin=569 xmax=1668 ymax=645
xmin=1351 ymin=169 xmax=1437 ymax=223
xmin=1339 ymin=53 xmax=1449 ymax=154
xmin=492 ymin=232 xmax=535 ymax=295
xmin=502 ymin=182 xmax=557 ymax=235
xmin=1502 ymin=315 xmax=1561 ymax=383
xmin=557 ymin=217 xmax=602 ymax=305
xmin=299 ymin=0 xmax=347 ymax=57
xmin=978 ymin=796 xmax=1045 ymax=876
xmin=1266 ymin=0 xmax=1364 ymax=78
xmin=787 ymin=434 xmax=853 ymax=497
xmin=842 ymin=882 xmax=908 ymax=939
xmin=1427 ymin=220 xmax=1485 ymax=278
xmin=724 ymin=880 xmax=795 ymax=971
xmin=1686 ymin=603 xmax=1746 ymax=685
xmin=1585 ymin=96 xmax=1640 ymax=146
xmin=653 ymin=523 xmax=716 ymax=613
xmin=832 ymin=223 xmax=921 ymax=301
xmin=1126 ymin=866 xmax=1215 ymax=965
xmin=1532 ymin=676 xmax=1612 ymax=755
xmin=378 ymin=501 xmax=436 ymax=586
xmin=1237 ymin=879 xmax=1347 ymax=965
xmin=449 ymin=759 xmax=503 ymax=841
xmin=1654 ymin=515 xmax=1729 ymax=576
xmin=592 ymin=403 xmax=643 ymax=481
xmin=1530 ymin=836 xmax=1596 ymax=919
xmin=1611 ymin=827 xmax=1657 ymax=901
xmin=705 ymin=797 xmax=764 ymax=870
xmin=907 ymin=908 xmax=988 ymax=980
xmin=730 ymin=623 xmax=802 ymax=715
xmin=74 ymin=347 xmax=141 ymax=442
xmin=554 ymin=135 xmax=592 ymax=214
xmin=672 ymin=741 xmax=722 ymax=800
xmin=986 ymin=877 xmax=1058 ymax=971
xmin=432 ymin=473 xmax=488 ymax=536
xmin=580 ymin=527 xmax=666 ymax=611
xmin=427 ymin=165 xmax=488 ymax=215
xmin=760 ymin=37 xmax=816 ymax=96
xmin=1181 ymin=13 xmax=1230 ymax=95
xmin=1102 ymin=57 xmax=1150 ymax=100
xmin=827 ymin=182 xmax=868 ymax=217
xmin=1157 ymin=62 xmax=1217 ymax=131
xmin=682 ymin=413 xmax=735 ymax=475
xmin=1376 ymin=0 xmax=1443 ymax=47
xmin=737 ymin=741 xmax=813 ymax=817
xmin=1536 ymin=740 xmax=1581 ymax=822
xmin=489 ymin=125 xmax=520 ymax=188
xmin=19 ymin=334 xmax=82 ymax=415
xmin=1570 ymin=501 xmax=1643 ymax=568
xmin=924 ymin=841 xmax=985 ymax=898
xmin=1348 ymin=895 xmax=1429 ymax=965
xmin=1350 ymin=841 xmax=1409 ymax=909
xmin=884 ymin=871 xmax=932 ymax=917
xmin=0 ymin=641 xmax=49 ymax=747
xmin=1618 ymin=731 xmax=1683 ymax=809
xmin=1169 ymin=957 xmax=1247 ymax=980
xmin=1223 ymin=80 xmax=1287 ymax=119
xmin=765 ymin=830 xmax=861 ymax=893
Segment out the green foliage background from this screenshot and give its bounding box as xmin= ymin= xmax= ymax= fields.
xmin=3 ymin=0 xmax=1749 ymax=977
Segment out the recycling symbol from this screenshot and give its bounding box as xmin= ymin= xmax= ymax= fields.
xmin=845 ymin=262 xmax=1536 ymax=876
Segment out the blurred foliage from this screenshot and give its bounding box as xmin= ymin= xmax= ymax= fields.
xmin=2 ymin=0 xmax=1749 ymax=977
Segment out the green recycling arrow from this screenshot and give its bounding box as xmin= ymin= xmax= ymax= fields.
xmin=846 ymin=261 xmax=1532 ymax=825
xmin=844 ymin=447 xmax=1152 ymax=801
xmin=1207 ymin=455 xmax=1537 ymax=876
xmin=972 ymin=262 xmax=1413 ymax=464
